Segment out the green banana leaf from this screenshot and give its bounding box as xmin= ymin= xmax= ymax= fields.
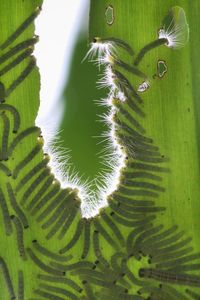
xmin=0 ymin=0 xmax=200 ymax=299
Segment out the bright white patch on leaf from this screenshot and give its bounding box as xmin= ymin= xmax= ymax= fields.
xmin=98 ymin=66 xmax=116 ymax=90
xmin=82 ymin=38 xmax=116 ymax=63
xmin=99 ymin=53 xmax=115 ymax=65
xmin=138 ymin=81 xmax=150 ymax=93
xmin=116 ymin=90 xmax=126 ymax=102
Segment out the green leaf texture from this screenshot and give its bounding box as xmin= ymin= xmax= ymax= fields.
xmin=0 ymin=0 xmax=200 ymax=299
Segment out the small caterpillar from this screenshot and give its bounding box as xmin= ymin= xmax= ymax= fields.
xmin=12 ymin=144 xmax=42 ymax=179
xmin=129 ymin=139 xmax=159 ymax=153
xmin=29 ymin=183 xmax=61 ymax=215
xmin=126 ymin=224 xmax=153 ymax=255
xmin=41 ymin=193 xmax=71 ymax=229
xmin=102 ymin=213 xmax=125 ymax=246
xmin=7 ymin=182 xmax=28 ymax=228
xmin=110 ymin=212 xmax=155 ymax=228
xmin=126 ymin=96 xmax=145 ymax=118
xmin=50 ymin=261 xmax=94 ymax=272
xmin=118 ymin=186 xmax=159 ymax=198
xmin=0 ymin=81 xmax=7 ymax=101
xmin=93 ymin=230 xmax=110 ymax=266
xmin=37 ymin=189 xmax=69 ymax=223
xmin=0 ymin=162 xmax=12 ymax=176
xmin=0 ymin=112 xmax=10 ymax=161
xmin=27 ymin=177 xmax=54 ymax=213
xmin=18 ymin=270 xmax=24 ymax=300
xmin=126 ymin=82 xmax=145 ymax=106
xmin=0 ymin=257 xmax=16 ymax=299
xmin=118 ymin=202 xmax=165 ymax=214
xmin=111 ymin=57 xmax=147 ymax=80
xmin=128 ymin=139 xmax=160 ymax=156
xmin=115 ymin=105 xmax=145 ymax=134
xmin=122 ymin=263 xmax=145 ymax=287
xmin=110 ymin=193 xmax=154 ymax=206
xmin=0 ymin=37 xmax=38 ymax=65
xmin=132 ymin=224 xmax=163 ymax=257
xmin=168 ymin=263 xmax=200 ymax=273
xmin=32 ymin=240 xmax=72 ymax=262
xmin=152 ymin=237 xmax=192 ymax=258
xmin=112 ymin=68 xmax=144 ymax=107
xmin=37 ymin=193 xmax=68 ymax=228
xmin=118 ymin=137 xmax=162 ymax=158
xmin=82 ymin=275 xmax=126 ymax=293
xmin=109 ymin=201 xmax=146 ymax=220
xmin=45 ymin=207 xmax=72 ymax=240
xmin=110 ymin=251 xmax=126 ymax=274
xmin=46 ymin=193 xmax=79 ymax=239
xmin=114 ymin=118 xmax=153 ymax=144
xmin=129 ymin=162 xmax=170 ymax=173
xmin=15 ymin=157 xmax=50 ymax=192
xmin=10 ymin=215 xmax=26 ymax=260
xmin=38 ymin=284 xmax=79 ymax=300
xmin=125 ymin=144 xmax=162 ymax=159
xmin=6 ymin=56 xmax=36 ymax=97
xmin=37 ymin=274 xmax=82 ymax=293
xmin=20 ymin=168 xmax=50 ymax=206
xmin=123 ymin=171 xmax=162 ymax=182
xmin=134 ymin=38 xmax=168 ymax=66
xmin=0 ymin=187 xmax=12 ymax=235
xmin=116 ymin=132 xmax=158 ymax=154
xmin=139 ymin=268 xmax=200 ymax=287
xmin=156 ymin=253 xmax=200 ymax=269
xmin=8 ymin=126 xmax=40 ymax=156
xmin=142 ymin=230 xmax=185 ymax=256
xmin=0 ymin=104 xmax=20 ymax=133
xmin=81 ymin=220 xmax=91 ymax=259
xmin=97 ymin=263 xmax=125 ymax=284
xmin=113 ymin=116 xmax=152 ymax=144
xmin=59 ymin=219 xmax=83 ymax=253
xmin=150 ymin=247 xmax=194 ymax=264
xmin=0 ymin=47 xmax=33 ymax=77
xmin=34 ymin=289 xmax=65 ymax=300
xmin=134 ymin=154 xmax=169 ymax=164
xmin=94 ymin=219 xmax=119 ymax=250
xmin=58 ymin=206 xmax=79 ymax=240
xmin=141 ymin=225 xmax=178 ymax=250
xmin=94 ymin=277 xmax=127 ymax=294
xmin=121 ymin=179 xmax=165 ymax=193
xmin=27 ymin=248 xmax=64 ymax=276
xmin=71 ymin=268 xmax=100 ymax=278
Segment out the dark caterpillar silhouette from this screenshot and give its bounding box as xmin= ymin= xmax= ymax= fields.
xmin=139 ymin=268 xmax=200 ymax=287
